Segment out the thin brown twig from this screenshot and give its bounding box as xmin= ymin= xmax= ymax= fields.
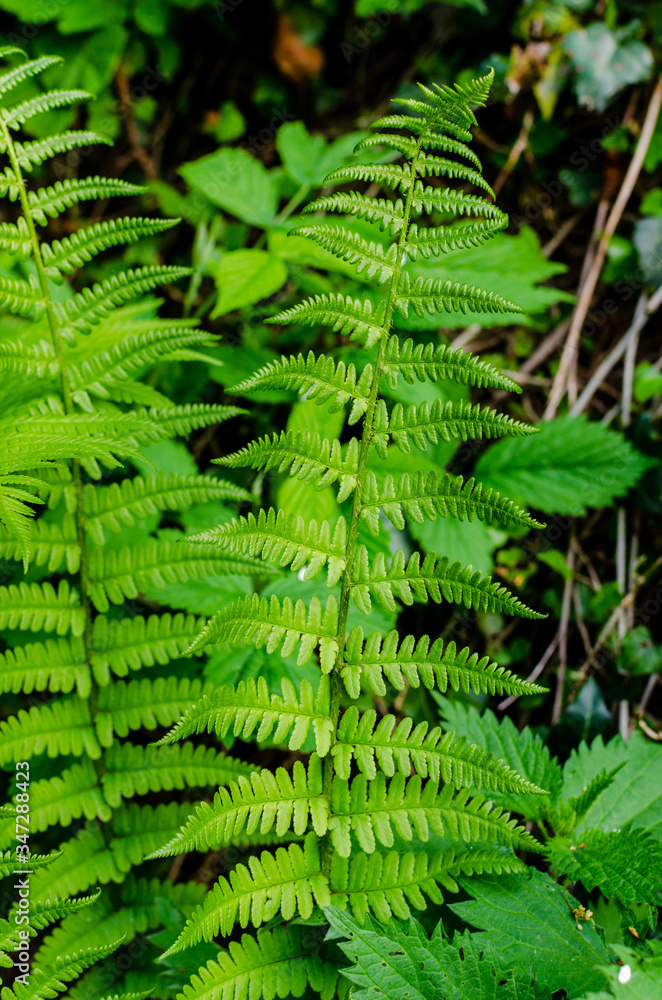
xmin=572 ymin=586 xmax=592 ymax=657
xmin=497 ymin=634 xmax=559 ymax=712
xmin=545 ymin=74 xmax=662 ymax=418
xmin=116 ymin=66 xmax=159 ymax=181
xmin=493 ymin=109 xmax=534 ymax=198
xmin=568 ymin=288 xmax=662 ymax=416
xmin=541 ymin=211 xmax=584 ymax=258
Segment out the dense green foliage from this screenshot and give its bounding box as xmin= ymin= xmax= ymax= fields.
xmin=0 ymin=2 xmax=661 ymax=998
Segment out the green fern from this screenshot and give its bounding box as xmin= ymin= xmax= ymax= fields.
xmin=150 ymin=70 xmax=550 ymax=993
xmin=0 ymin=46 xmax=267 ymax=1000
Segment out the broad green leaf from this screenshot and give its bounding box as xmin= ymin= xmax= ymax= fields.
xmin=451 ymin=869 xmax=611 ymax=996
xmin=409 ymin=514 xmax=506 ymax=575
xmin=211 ymin=249 xmax=287 ymax=316
xmin=564 ymin=22 xmax=654 ymax=112
xmin=475 ymin=417 xmax=652 ymax=516
xmin=325 ymin=907 xmax=542 ymax=1000
xmin=180 ymin=148 xmax=278 ymax=227
xmin=277 ymin=121 xmax=372 ymax=188
xmin=561 ymin=731 xmax=662 ymax=840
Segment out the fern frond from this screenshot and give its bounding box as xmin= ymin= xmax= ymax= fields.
xmin=0 ymin=512 xmax=80 ymax=572
xmin=14 ymin=130 xmax=112 ymax=170
xmin=403 ymin=217 xmax=506 ymax=260
xmin=333 ymin=706 xmax=548 ymax=791
xmin=292 ymin=225 xmax=397 ymax=284
xmin=25 ymin=759 xmax=111 ymax=831
xmin=35 ymin=878 xmax=205 ymax=967
xmin=0 ymin=338 xmax=59 ymax=375
xmin=147 ymin=755 xmax=327 ymax=858
xmin=360 ymin=469 xmax=543 ymax=537
xmin=42 ymin=217 xmax=177 ymax=273
xmin=0 ymin=217 xmax=32 ymax=257
xmin=185 ymin=592 xmax=340 ymax=671
xmin=384 ymin=398 xmax=536 ymax=452
xmin=91 ymin=612 xmax=205 ymax=680
xmin=82 ymin=472 xmax=249 ymax=543
xmin=350 ymin=547 xmax=543 ymax=617
xmin=18 ymin=892 xmax=102 ymax=932
xmin=413 ymin=152 xmax=494 ymax=196
xmin=188 ymin=508 xmax=347 ymax=586
xmin=2 ymin=88 xmax=90 ymax=128
xmin=329 ymin=774 xmax=541 ymax=857
xmin=0 ymin=273 xmax=45 ymax=317
xmin=7 ymin=938 xmax=122 ymax=1000
xmin=0 ymin=580 xmax=84 ymax=635
xmin=323 ymin=162 xmax=410 ymax=193
xmin=27 ymin=177 xmax=146 ymax=225
xmin=87 ymin=538 xmax=265 ymax=612
xmin=61 ymin=265 xmax=191 ymax=329
xmin=342 ymin=627 xmax=546 ymax=700
xmin=0 ymin=695 xmax=100 ymax=765
xmin=0 ymin=54 xmax=61 ymax=97
xmin=29 ymin=804 xmax=195 ymax=902
xmin=304 ymin=190 xmax=405 ymax=235
xmin=94 ymin=676 xmax=214 ymax=744
xmin=178 ymin=925 xmax=341 ymax=1000
xmin=410 ymin=181 xmax=506 ymax=219
xmin=0 ymin=635 xmax=89 ymax=696
xmin=162 ymin=834 xmax=329 ymax=954
xmin=144 ymin=402 xmax=244 ymax=437
xmin=267 ymin=292 xmax=385 ymax=348
xmin=396 ymin=271 xmax=524 ymax=318
xmin=69 ymin=327 xmax=219 ymax=398
xmin=0 ymin=850 xmax=61 ymax=879
xmin=0 ymin=475 xmax=45 ymax=569
xmin=216 ymin=430 xmax=359 ymax=502
xmin=229 ymin=351 xmax=373 ymax=422
xmin=382 ymin=336 xmax=520 ymax=393
xmin=157 ymin=676 xmax=334 ymax=757
xmin=330 ymin=844 xmax=524 ymax=923
xmin=102 ymin=741 xmax=256 ymax=808
xmin=357 ymin=129 xmax=483 ymax=171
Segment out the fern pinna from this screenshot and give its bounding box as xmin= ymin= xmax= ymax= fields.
xmin=0 ymin=47 xmax=262 ymax=991
xmin=152 ymin=72 xmax=549 ymax=997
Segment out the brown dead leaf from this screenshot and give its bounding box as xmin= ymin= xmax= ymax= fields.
xmin=273 ymin=15 xmax=323 ymax=85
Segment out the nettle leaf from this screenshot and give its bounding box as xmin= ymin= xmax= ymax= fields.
xmin=326 ymin=908 xmax=544 ymax=1000
xmin=560 ymin=731 xmax=662 ymax=840
xmin=179 ymin=147 xmax=278 ymax=227
xmin=277 ymin=120 xmax=369 ymax=187
xmin=211 ymin=249 xmax=287 ymax=316
xmin=546 ymin=825 xmax=662 ymax=909
xmin=451 ymin=869 xmax=611 ymax=997
xmin=475 ymin=416 xmax=652 ymax=516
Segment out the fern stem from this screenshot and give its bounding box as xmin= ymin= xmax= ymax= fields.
xmin=320 ymin=138 xmax=424 ymax=877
